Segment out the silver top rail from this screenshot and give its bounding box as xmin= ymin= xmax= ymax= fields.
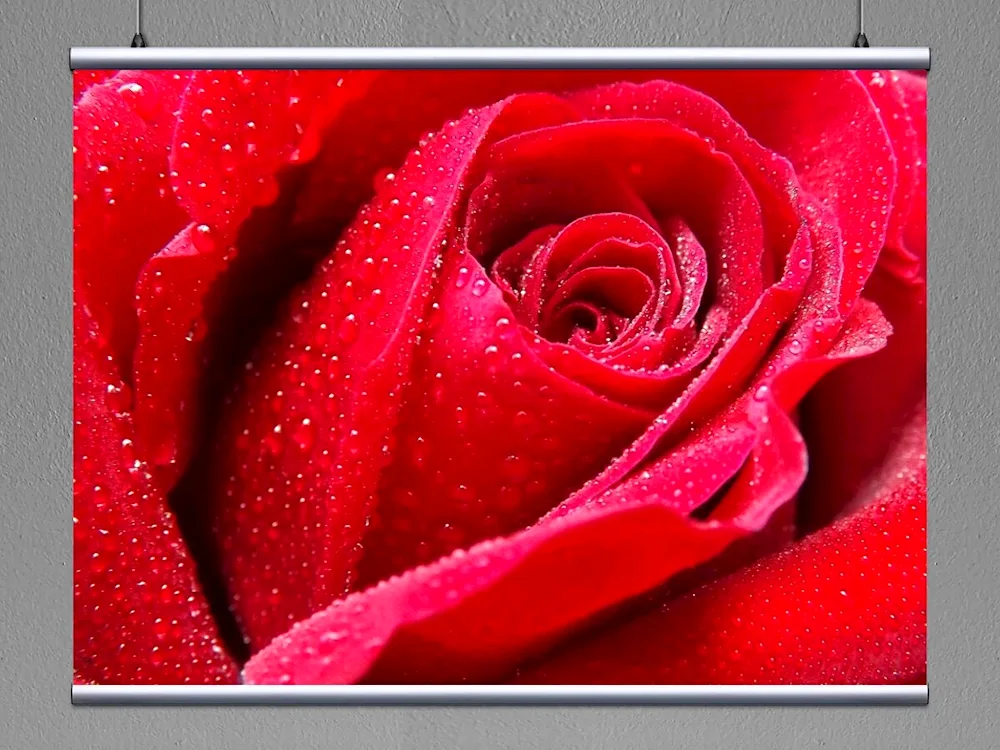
xmin=70 ymin=46 xmax=931 ymax=71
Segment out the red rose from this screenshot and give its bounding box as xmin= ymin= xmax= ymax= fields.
xmin=73 ymin=69 xmax=926 ymax=686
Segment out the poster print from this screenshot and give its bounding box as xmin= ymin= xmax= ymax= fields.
xmin=73 ymin=68 xmax=926 ymax=688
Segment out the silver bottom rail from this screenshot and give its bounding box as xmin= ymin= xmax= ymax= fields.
xmin=73 ymin=684 xmax=929 ymax=706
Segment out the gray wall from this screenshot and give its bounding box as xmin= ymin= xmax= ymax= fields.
xmin=1 ymin=0 xmax=997 ymax=747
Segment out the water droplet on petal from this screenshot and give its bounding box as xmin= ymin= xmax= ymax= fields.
xmin=185 ymin=318 xmax=207 ymax=343
xmin=117 ymin=81 xmax=157 ymax=120
xmin=501 ymin=454 xmax=530 ymax=484
xmin=104 ymin=382 xmax=133 ymax=413
xmin=192 ymin=224 xmax=215 ymax=253
xmin=495 ymin=317 xmax=513 ymax=339
xmin=338 ymin=314 xmax=359 ymax=345
xmin=512 ymin=410 xmax=535 ymax=432
xmin=264 ymin=425 xmax=284 ymax=457
xmin=373 ymin=169 xmax=396 ymax=189
xmin=358 ymin=257 xmax=377 ymax=282
xmin=291 ymin=418 xmax=315 ymax=451
xmin=200 ymin=107 xmax=218 ymax=128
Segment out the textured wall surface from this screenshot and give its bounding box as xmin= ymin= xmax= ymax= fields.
xmin=1 ymin=0 xmax=997 ymax=747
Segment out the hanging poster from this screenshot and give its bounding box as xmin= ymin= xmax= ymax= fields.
xmin=72 ymin=60 xmax=927 ymax=697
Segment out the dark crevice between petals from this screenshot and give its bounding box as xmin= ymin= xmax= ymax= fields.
xmin=165 ymin=153 xmax=366 ymax=666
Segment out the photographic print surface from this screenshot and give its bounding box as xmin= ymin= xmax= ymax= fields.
xmin=73 ymin=68 xmax=927 ymax=687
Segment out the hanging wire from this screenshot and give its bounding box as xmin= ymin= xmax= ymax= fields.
xmin=853 ymin=0 xmax=870 ymax=47
xmin=131 ymin=0 xmax=147 ymax=47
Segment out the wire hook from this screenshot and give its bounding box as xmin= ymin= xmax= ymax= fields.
xmin=130 ymin=0 xmax=147 ymax=47
xmin=853 ymin=0 xmax=869 ymax=47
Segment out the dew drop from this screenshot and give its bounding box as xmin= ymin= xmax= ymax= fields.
xmin=191 ymin=224 xmax=215 ymax=253
xmin=200 ymin=107 xmax=217 ymax=128
xmin=184 ymin=319 xmax=207 ymax=343
xmin=104 ymin=382 xmax=133 ymax=413
xmin=512 ymin=410 xmax=535 ymax=432
xmin=454 ymin=267 xmax=470 ymax=289
xmin=291 ymin=418 xmax=315 ymax=452
xmin=471 ymin=278 xmax=488 ymax=297
xmin=264 ymin=425 xmax=284 ymax=457
xmin=117 ymin=82 xmax=157 ymax=120
xmin=338 ymin=314 xmax=359 ymax=345
xmin=409 ymin=435 xmax=431 ymax=467
xmin=501 ymin=454 xmax=530 ymax=484
xmin=358 ymin=256 xmax=377 ymax=282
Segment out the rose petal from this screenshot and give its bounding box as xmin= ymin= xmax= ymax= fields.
xmin=512 ymin=409 xmax=926 ymax=685
xmin=74 ymin=70 xmax=191 ymax=377
xmin=465 ymin=157 xmax=723 ymax=400
xmin=548 ymin=286 xmax=888 ymax=537
xmin=799 ymin=268 xmax=925 ymax=531
xmin=169 ymin=70 xmax=373 ymax=249
xmin=73 ymin=70 xmax=116 ymax=102
xmin=792 ymin=72 xmax=925 ymax=529
xmin=131 ymin=224 xmax=232 ymax=484
xmin=131 ymin=72 xmax=373 ymax=482
xmin=356 ymin=96 xmax=803 ymax=585
xmin=243 ymin=322 xmax=894 ymax=685
xmin=889 ymin=72 xmax=927 ymax=278
xmin=208 ymin=93 xmax=580 ymax=650
xmin=860 ymin=71 xmax=920 ymax=278
xmin=243 ymin=488 xmax=744 ymax=685
xmin=490 ymin=115 xmax=768 ymax=324
xmin=472 ymin=109 xmax=785 ymax=410
xmin=294 ymin=82 xmax=889 ymax=663
xmin=662 ymin=71 xmax=897 ymax=314
xmin=225 ymin=72 xmax=906 ymax=682
xmin=73 ymin=297 xmax=237 ymax=685
xmin=289 ymin=71 xmax=663 ymax=239
xmin=525 ymin=213 xmax=681 ymax=344
xmin=355 ymin=242 xmax=653 ymax=587
xmin=242 ymin=396 xmax=792 ymax=685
